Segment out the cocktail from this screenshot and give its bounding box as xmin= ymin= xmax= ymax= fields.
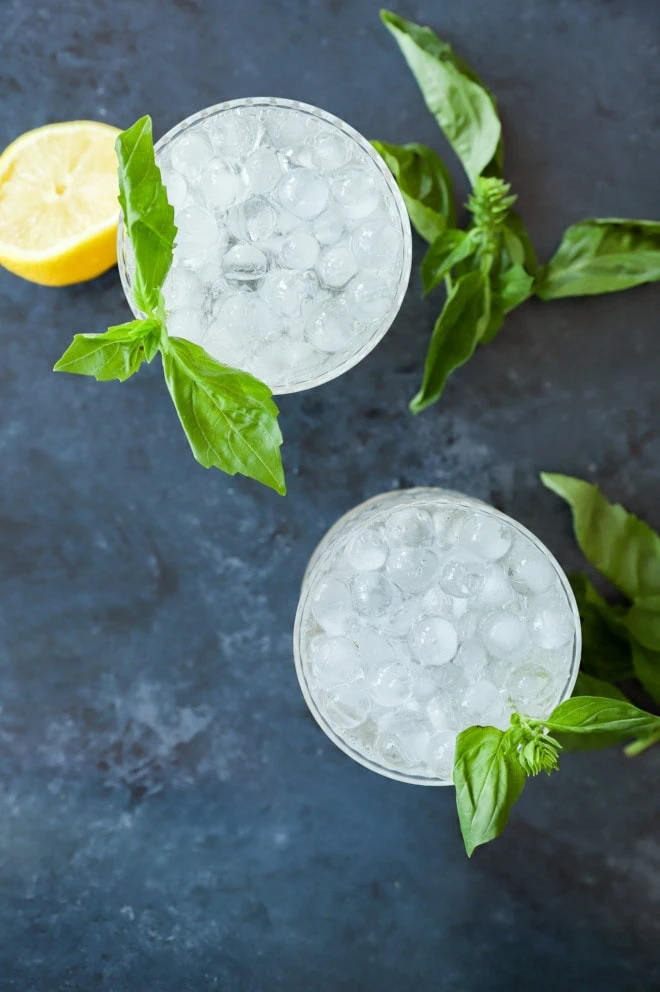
xmin=294 ymin=488 xmax=581 ymax=785
xmin=118 ymin=98 xmax=412 ymax=394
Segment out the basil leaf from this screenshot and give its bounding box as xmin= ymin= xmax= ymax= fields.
xmin=569 ymin=573 xmax=633 ymax=682
xmin=536 ymin=218 xmax=660 ymax=300
xmin=453 ymin=726 xmax=526 ymax=857
xmin=371 ymin=140 xmax=455 ymax=242
xmin=546 ymin=696 xmax=660 ymax=743
xmin=503 ymin=209 xmax=539 ymax=275
xmin=495 ymin=262 xmax=534 ymax=313
xmin=541 ymin=473 xmax=660 ymax=600
xmin=116 ymin=116 xmax=177 ymax=316
xmin=630 ymin=641 xmax=660 ymax=707
xmin=161 ymin=336 xmax=285 ymax=495
xmin=410 ymin=270 xmax=490 ymax=413
xmin=572 ymin=672 xmax=627 ymax=702
xmin=53 ymin=319 xmax=162 ymax=382
xmin=625 ymin=596 xmax=660 ymax=651
xmin=421 ymin=229 xmax=478 ymax=295
xmin=381 ymin=11 xmax=502 ymax=185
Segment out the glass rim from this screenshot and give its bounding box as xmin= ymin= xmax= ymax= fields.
xmin=116 ymin=96 xmax=413 ymax=395
xmin=292 ymin=487 xmax=583 ymax=787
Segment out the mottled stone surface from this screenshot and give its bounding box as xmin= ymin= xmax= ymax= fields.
xmin=2 ymin=0 xmax=660 ymax=988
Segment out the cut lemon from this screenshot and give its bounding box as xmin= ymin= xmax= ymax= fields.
xmin=0 ymin=120 xmax=121 ymax=286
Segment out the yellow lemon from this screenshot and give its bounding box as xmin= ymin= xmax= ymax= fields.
xmin=0 ymin=120 xmax=121 ymax=286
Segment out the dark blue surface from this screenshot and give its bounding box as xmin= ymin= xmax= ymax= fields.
xmin=2 ymin=1 xmax=660 ymax=988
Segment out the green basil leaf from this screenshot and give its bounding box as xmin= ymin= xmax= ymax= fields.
xmin=495 ymin=262 xmax=534 ymax=313
xmin=546 ymin=696 xmax=660 ymax=743
xmin=541 ymin=473 xmax=660 ymax=600
xmin=536 ymin=218 xmax=660 ymax=300
xmin=410 ymin=270 xmax=490 ymax=413
xmin=371 ymin=140 xmax=455 ymax=242
xmin=381 ymin=10 xmax=502 ymax=185
xmin=161 ymin=336 xmax=286 ymax=495
xmin=116 ymin=116 xmax=177 ymax=316
xmin=569 ymin=573 xmax=633 ymax=682
xmin=421 ymin=229 xmax=478 ymax=295
xmin=453 ymin=726 xmax=526 ymax=857
xmin=503 ymin=209 xmax=539 ymax=275
xmin=53 ymin=319 xmax=162 ymax=382
xmin=572 ymin=672 xmax=627 ymax=702
xmin=624 ymin=727 xmax=660 ymax=757
xmin=630 ymin=640 xmax=660 ymax=707
xmin=625 ymin=596 xmax=660 ymax=651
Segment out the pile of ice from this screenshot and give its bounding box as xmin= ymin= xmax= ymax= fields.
xmin=149 ymin=102 xmax=405 ymax=391
xmin=298 ymin=499 xmax=577 ymax=783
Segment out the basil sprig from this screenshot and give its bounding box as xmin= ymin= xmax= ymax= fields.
xmin=542 ymin=473 xmax=660 ymax=709
xmin=455 ymin=696 xmax=660 ymax=856
xmin=377 ymin=10 xmax=660 ymax=411
xmin=54 ymin=116 xmax=286 ymax=495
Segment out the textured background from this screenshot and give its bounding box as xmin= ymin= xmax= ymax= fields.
xmin=2 ymin=0 xmax=660 ymax=989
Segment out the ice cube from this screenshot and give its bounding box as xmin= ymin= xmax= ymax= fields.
xmin=279 ymin=230 xmax=320 ymax=270
xmin=264 ymin=108 xmax=309 ymax=149
xmin=322 ymin=680 xmax=371 ymax=730
xmin=222 ymin=244 xmax=268 ymax=284
xmin=473 ymin=564 xmax=515 ymax=609
xmin=175 ymin=205 xmax=219 ymax=256
xmin=162 ymin=171 xmax=190 ymax=212
xmin=459 ymin=680 xmax=507 ymax=729
xmin=374 ymin=730 xmax=411 ymax=768
xmin=278 ymin=168 xmax=329 ymax=220
xmin=351 ymin=629 xmax=396 ymax=671
xmin=384 ymin=507 xmax=434 ymax=548
xmin=506 ymin=663 xmax=556 ymax=715
xmin=309 ymin=635 xmax=362 ymax=687
xmin=198 ymin=158 xmax=245 ymax=210
xmin=352 ymin=571 xmax=400 ymax=618
xmin=165 ymin=306 xmax=206 ymax=345
xmin=331 ymin=165 xmax=380 ymax=219
xmin=460 ymin=514 xmax=513 ymax=560
xmin=368 ymin=661 xmax=412 ymax=706
xmin=317 ymin=243 xmax=358 ymax=288
xmin=392 ymin=715 xmax=432 ymax=766
xmin=277 ymin=210 xmax=304 ymax=235
xmin=242 ymin=146 xmax=281 ymax=194
xmin=350 ymin=214 xmax=399 ymax=268
xmin=439 ymin=550 xmax=488 ymax=598
xmin=378 ymin=597 xmax=423 ymax=638
xmin=212 ymin=293 xmax=273 ymax=342
xmin=203 ymin=319 xmax=249 ymax=369
xmin=162 ymin=266 xmax=201 ymax=312
xmin=454 ymin=639 xmax=488 ymax=683
xmin=508 ymin=546 xmax=555 ymax=595
xmin=313 ymin=207 xmax=346 ymax=246
xmin=344 ymin=274 xmax=394 ymax=321
xmin=246 ymin=338 xmax=297 ymax=385
xmin=426 ymin=731 xmax=456 ymax=780
xmin=310 ymin=575 xmax=352 ymax=634
xmin=433 ymin=508 xmax=467 ymax=547
xmin=305 ymin=301 xmax=352 ymax=352
xmin=169 ymin=130 xmax=214 ymax=176
xmin=528 ymin=601 xmax=575 ymax=649
xmin=419 ymin=585 xmax=452 ymax=617
xmin=479 ymin=611 xmax=528 ymax=659
xmin=386 ymin=547 xmax=439 ymax=595
xmin=227 ymin=196 xmax=277 ymax=242
xmin=409 ymin=617 xmax=458 ymax=666
xmin=208 ymin=112 xmax=258 ymax=161
xmin=311 ymin=131 xmax=353 ymax=171
xmin=345 ymin=527 xmax=388 ymax=571
xmin=426 ymin=695 xmax=455 ymax=732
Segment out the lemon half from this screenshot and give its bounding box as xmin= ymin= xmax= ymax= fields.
xmin=0 ymin=120 xmax=121 ymax=286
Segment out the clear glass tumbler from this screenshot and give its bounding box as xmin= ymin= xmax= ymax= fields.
xmin=117 ymin=97 xmax=412 ymax=394
xmin=293 ymin=488 xmax=581 ymax=786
